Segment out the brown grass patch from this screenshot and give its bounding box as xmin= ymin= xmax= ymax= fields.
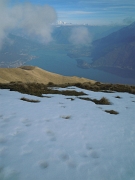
xmin=105 ymin=110 xmax=119 ymax=115
xmin=78 ymin=97 xmax=91 ymax=101
xmin=95 ymin=97 xmax=111 ymax=105
xmin=20 ymin=97 xmax=40 ymax=103
xmin=79 ymin=97 xmax=111 ymax=105
xmin=0 ymin=82 xmax=87 ymax=97
xmin=115 ymin=96 xmax=121 ymax=99
xmin=19 ymin=66 xmax=35 ymax=70
xmin=66 ymin=98 xmax=75 ymax=101
xmin=0 ymin=81 xmax=135 ymax=97
xmin=61 ymin=115 xmax=71 ymax=119
xmin=74 ymin=82 xmax=135 ymax=94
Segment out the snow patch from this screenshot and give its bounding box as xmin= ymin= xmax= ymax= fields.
xmin=0 ymin=88 xmax=135 ymax=180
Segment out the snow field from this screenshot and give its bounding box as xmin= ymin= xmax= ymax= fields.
xmin=0 ymin=87 xmax=135 ymax=180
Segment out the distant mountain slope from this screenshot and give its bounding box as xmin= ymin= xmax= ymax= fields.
xmin=0 ymin=25 xmax=124 ymax=68
xmin=0 ymin=34 xmax=40 ymax=68
xmin=90 ymin=22 xmax=135 ymax=78
xmin=52 ymin=25 xmax=124 ymax=44
xmin=0 ymin=66 xmax=95 ymax=84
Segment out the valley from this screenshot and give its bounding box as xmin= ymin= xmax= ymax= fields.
xmin=0 ymin=23 xmax=135 ymax=85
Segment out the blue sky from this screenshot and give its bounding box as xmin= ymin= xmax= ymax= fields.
xmin=15 ymin=0 xmax=135 ymax=25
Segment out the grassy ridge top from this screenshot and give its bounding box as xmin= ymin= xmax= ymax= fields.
xmin=0 ymin=66 xmax=135 ymax=96
xmin=0 ymin=66 xmax=96 ymax=84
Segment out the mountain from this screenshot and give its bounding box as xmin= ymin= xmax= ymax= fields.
xmin=52 ymin=25 xmax=124 ymax=44
xmin=0 ymin=34 xmax=41 ymax=68
xmin=90 ymin=22 xmax=135 ymax=78
xmin=0 ymin=66 xmax=95 ymax=84
xmin=0 ymin=25 xmax=124 ymax=68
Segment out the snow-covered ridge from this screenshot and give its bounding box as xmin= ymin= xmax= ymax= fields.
xmin=0 ymin=86 xmax=135 ymax=180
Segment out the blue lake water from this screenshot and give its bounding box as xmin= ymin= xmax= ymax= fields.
xmin=25 ymin=49 xmax=135 ymax=85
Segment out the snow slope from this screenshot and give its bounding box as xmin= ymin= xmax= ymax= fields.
xmin=0 ymin=87 xmax=135 ymax=180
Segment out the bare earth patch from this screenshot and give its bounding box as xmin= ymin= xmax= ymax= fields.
xmin=19 ymin=66 xmax=36 ymax=70
xmin=105 ymin=110 xmax=119 ymax=115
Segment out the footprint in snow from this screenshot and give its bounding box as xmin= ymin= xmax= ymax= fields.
xmin=79 ymin=151 xmax=88 ymax=158
xmin=21 ymin=118 xmax=31 ymax=127
xmin=11 ymin=127 xmax=24 ymax=137
xmin=85 ymin=143 xmax=100 ymax=158
xmin=0 ymin=114 xmax=3 ymax=118
xmin=46 ymin=130 xmax=56 ymax=141
xmin=0 ymin=166 xmax=19 ymax=179
xmin=46 ymin=130 xmax=55 ymax=136
xmin=45 ymin=119 xmax=51 ymax=122
xmin=67 ymin=160 xmax=77 ymax=168
xmin=39 ymin=161 xmax=49 ymax=169
xmin=86 ymin=143 xmax=93 ymax=150
xmin=59 ymin=152 xmax=69 ymax=161
xmin=21 ymin=145 xmax=33 ymax=155
xmin=1 ymin=116 xmax=11 ymax=122
xmin=90 ymin=150 xmax=100 ymax=159
xmin=0 ymin=147 xmax=7 ymax=156
xmin=0 ymin=135 xmax=7 ymax=144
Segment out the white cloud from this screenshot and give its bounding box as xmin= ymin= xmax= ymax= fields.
xmin=0 ymin=0 xmax=57 ymax=49
xmin=69 ymin=27 xmax=92 ymax=45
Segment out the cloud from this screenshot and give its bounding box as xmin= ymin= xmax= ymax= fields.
xmin=69 ymin=27 xmax=92 ymax=45
xmin=0 ymin=0 xmax=57 ymax=49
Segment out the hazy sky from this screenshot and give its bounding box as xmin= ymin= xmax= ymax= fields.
xmin=14 ymin=0 xmax=135 ymax=25
xmin=0 ymin=0 xmax=135 ymax=49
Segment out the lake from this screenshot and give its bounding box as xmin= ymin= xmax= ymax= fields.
xmin=25 ymin=48 xmax=135 ymax=85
